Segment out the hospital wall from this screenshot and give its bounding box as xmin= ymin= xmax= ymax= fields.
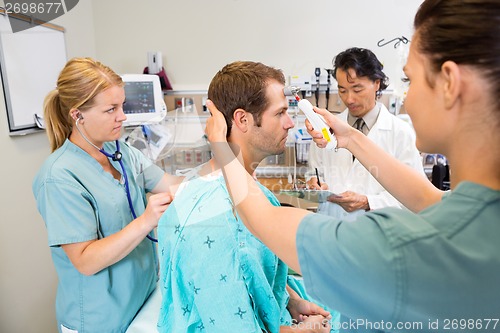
xmin=92 ymin=0 xmax=422 ymax=91
xmin=0 ymin=2 xmax=97 ymax=332
xmin=0 ymin=1 xmax=423 ymax=332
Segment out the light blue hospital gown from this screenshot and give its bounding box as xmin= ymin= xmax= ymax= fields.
xmin=157 ymin=166 xmax=339 ymax=333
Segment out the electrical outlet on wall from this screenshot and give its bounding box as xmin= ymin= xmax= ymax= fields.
xmin=147 ymin=51 xmax=162 ymax=74
xmin=202 ymin=96 xmax=209 ymax=112
xmin=174 ymin=97 xmax=195 ymax=112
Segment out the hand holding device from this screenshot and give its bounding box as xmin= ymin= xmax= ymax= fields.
xmin=298 ymin=99 xmax=337 ymax=151
xmin=283 ymin=86 xmax=337 ymax=151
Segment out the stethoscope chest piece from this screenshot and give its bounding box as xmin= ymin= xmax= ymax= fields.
xmin=112 ymin=151 xmax=122 ymax=161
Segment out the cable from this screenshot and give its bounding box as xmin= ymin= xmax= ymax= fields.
xmin=314 ymin=67 xmax=321 ymax=107
xmin=116 ymin=149 xmax=157 ymax=243
xmin=325 ymin=69 xmax=333 ymax=111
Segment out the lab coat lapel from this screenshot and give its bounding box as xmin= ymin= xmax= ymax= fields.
xmin=348 ymin=105 xmax=393 ymax=184
xmin=336 ymin=110 xmax=358 ymax=177
xmin=367 ymin=104 xmax=393 ymax=138
xmin=345 ymin=104 xmax=392 ymax=178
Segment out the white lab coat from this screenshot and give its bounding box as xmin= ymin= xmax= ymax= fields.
xmin=307 ymin=103 xmax=425 ymax=220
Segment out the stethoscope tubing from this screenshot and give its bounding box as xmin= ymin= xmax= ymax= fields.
xmin=101 ymin=141 xmax=158 ymax=243
xmin=76 ymin=119 xmax=158 ymax=242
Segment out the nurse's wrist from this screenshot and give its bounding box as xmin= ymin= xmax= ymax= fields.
xmin=136 ymin=214 xmax=155 ymax=235
xmin=286 ymin=284 xmax=301 ymax=299
xmin=210 ymin=141 xmax=240 ymax=169
xmin=346 ymin=128 xmax=366 ymax=159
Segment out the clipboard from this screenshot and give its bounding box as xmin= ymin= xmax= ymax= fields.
xmin=279 ymin=190 xmax=340 ymax=203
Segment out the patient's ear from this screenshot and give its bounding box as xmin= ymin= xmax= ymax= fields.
xmin=233 ymin=108 xmax=250 ymax=133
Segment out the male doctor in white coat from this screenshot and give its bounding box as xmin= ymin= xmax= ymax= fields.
xmin=307 ymin=47 xmax=425 ymax=220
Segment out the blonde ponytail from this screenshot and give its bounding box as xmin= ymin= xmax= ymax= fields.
xmin=43 ymin=57 xmax=123 ymax=152
xmin=44 ymin=89 xmax=72 ymax=152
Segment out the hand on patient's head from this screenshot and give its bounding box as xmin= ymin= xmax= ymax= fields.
xmin=205 ymin=100 xmax=227 ymax=143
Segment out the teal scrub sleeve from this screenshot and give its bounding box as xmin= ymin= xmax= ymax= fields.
xmin=36 ymin=179 xmax=100 ymax=246
xmin=296 ymin=212 xmax=401 ymax=322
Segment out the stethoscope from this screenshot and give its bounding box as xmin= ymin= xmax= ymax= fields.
xmin=75 ymin=115 xmax=158 ymax=242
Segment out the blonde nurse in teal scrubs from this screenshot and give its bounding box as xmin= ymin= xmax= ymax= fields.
xmin=33 ymin=58 xmax=181 ymax=333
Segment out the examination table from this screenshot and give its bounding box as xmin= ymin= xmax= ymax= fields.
xmin=126 ymin=286 xmax=162 ymax=332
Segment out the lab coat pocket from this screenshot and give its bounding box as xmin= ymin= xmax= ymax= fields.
xmin=194 ymin=281 xmax=262 ymax=333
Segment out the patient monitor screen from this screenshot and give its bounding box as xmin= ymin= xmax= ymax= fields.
xmin=123 ymin=82 xmax=155 ymax=114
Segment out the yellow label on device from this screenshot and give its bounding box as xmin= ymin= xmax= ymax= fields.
xmin=322 ymin=128 xmax=331 ymax=142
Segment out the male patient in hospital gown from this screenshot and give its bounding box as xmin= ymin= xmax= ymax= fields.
xmin=156 ymin=60 xmax=339 ymax=332
xmin=157 ymin=164 xmax=339 ymax=333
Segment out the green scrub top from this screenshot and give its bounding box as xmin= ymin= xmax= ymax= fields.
xmin=297 ymin=182 xmax=500 ymax=332
xmin=33 ymin=139 xmax=165 ymax=333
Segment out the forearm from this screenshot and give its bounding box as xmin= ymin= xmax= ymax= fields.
xmin=287 ymin=283 xmax=299 ymax=294
xmin=366 ymin=190 xmax=402 ymax=210
xmin=63 ymin=216 xmax=153 ymax=275
xmin=211 ymin=142 xmax=309 ymax=273
xmin=348 ymin=130 xmax=443 ymax=212
xmin=151 ymin=173 xmax=184 ymax=195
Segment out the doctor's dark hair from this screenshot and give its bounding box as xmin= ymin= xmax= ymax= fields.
xmin=207 ymin=61 xmax=285 ymax=137
xmin=414 ymin=0 xmax=500 ymax=111
xmin=333 ymin=47 xmax=389 ymax=99
xmin=43 ymin=57 xmax=123 ymax=152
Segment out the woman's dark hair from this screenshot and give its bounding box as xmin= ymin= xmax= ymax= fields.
xmin=333 ymin=47 xmax=389 ymax=99
xmin=414 ymin=0 xmax=500 ymax=109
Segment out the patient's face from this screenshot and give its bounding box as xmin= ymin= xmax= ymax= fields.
xmin=247 ymin=80 xmax=294 ymax=158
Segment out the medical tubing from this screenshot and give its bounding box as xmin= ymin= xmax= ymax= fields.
xmin=99 ymin=140 xmax=158 ymax=243
xmin=117 ymin=156 xmax=158 ymax=243
xmin=315 ymin=67 xmax=321 ymax=107
xmin=141 ymin=125 xmax=154 ymax=160
xmin=326 ymin=69 xmax=332 ymax=110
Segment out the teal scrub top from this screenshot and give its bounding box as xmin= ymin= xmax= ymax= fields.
xmin=157 ymin=167 xmax=339 ymax=333
xmin=32 ymin=139 xmax=164 ymax=333
xmin=297 ymin=182 xmax=500 ymax=332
